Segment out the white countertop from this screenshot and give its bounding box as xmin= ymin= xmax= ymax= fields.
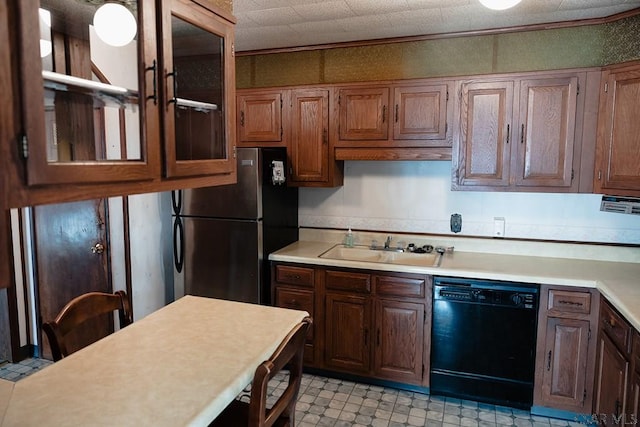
xmin=2 ymin=296 xmax=308 ymax=427
xmin=269 ymin=240 xmax=640 ymax=331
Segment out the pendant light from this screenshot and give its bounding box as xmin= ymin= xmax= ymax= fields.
xmin=478 ymin=0 xmax=522 ymax=10
xmin=93 ymin=2 xmax=137 ymax=47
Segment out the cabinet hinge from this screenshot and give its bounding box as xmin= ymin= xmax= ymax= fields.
xmin=445 ymin=122 xmax=448 ymax=134
xmin=422 ymin=364 xmax=425 ymax=377
xmin=446 ymin=91 xmax=449 ymax=102
xmin=588 ymin=328 xmax=591 ymax=340
xmin=577 ymin=83 xmax=580 ymax=96
xmin=20 ymin=134 xmax=28 ymax=159
xmin=604 ymin=82 xmax=609 ymax=93
xmin=232 ymin=146 xmax=237 ymax=159
xmin=598 ymin=170 xmax=602 ymax=181
xmin=571 ymin=169 xmax=574 ymax=181
xmin=231 ymin=43 xmax=235 ymax=57
xmin=583 ymin=389 xmax=587 ymax=403
xmin=280 ymin=98 xmax=283 ymax=109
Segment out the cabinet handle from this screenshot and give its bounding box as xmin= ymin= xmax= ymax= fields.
xmin=166 ymin=70 xmax=178 ymax=107
xmin=547 ymin=350 xmax=552 ymax=371
xmin=382 ymin=105 xmax=387 ymax=123
xmin=145 ymin=60 xmax=157 ymax=105
xmin=240 ymin=111 xmax=245 ymax=127
xmin=506 ymin=124 xmax=510 ymax=144
xmin=323 ymin=128 xmax=327 ymax=145
xmin=520 ymin=124 xmax=524 ymax=144
xmin=395 ymin=104 xmax=399 ymax=123
xmin=558 ymin=300 xmax=583 ymax=306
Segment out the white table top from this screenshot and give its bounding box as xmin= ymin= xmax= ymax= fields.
xmin=2 ymin=296 xmax=308 ymax=426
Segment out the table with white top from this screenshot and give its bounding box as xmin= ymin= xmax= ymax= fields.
xmin=2 ymin=296 xmax=308 ymax=426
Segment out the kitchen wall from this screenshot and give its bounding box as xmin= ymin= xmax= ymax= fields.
xmin=299 ymin=161 xmax=640 ymax=245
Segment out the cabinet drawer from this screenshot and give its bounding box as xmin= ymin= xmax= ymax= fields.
xmin=375 ymin=275 xmax=425 ymax=298
xmin=274 ymin=265 xmax=314 ymax=287
xmin=325 ymin=270 xmax=371 ymax=293
xmin=274 ymin=287 xmax=314 ymax=341
xmin=547 ymin=289 xmax=591 ymax=315
xmin=601 ymin=300 xmax=632 ymax=354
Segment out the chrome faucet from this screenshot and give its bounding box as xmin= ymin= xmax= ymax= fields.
xmin=384 ymin=236 xmax=392 ymax=249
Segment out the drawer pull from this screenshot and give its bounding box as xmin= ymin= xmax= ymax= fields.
xmin=604 ymin=318 xmax=617 ymax=328
xmin=558 ymin=300 xmax=583 ymax=306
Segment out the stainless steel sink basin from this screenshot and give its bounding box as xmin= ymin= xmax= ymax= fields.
xmin=319 ymin=244 xmax=442 ymax=267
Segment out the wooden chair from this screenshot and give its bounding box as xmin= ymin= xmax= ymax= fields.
xmin=42 ymin=290 xmax=133 ymax=361
xmin=210 ymin=316 xmax=312 ymax=427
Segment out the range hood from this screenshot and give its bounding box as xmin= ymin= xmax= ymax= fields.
xmin=600 ymin=195 xmax=640 ymax=215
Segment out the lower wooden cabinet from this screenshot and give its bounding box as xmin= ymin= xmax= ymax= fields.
xmin=533 ymin=286 xmax=599 ymax=414
xmin=272 ymin=262 xmax=431 ymax=387
xmin=594 ymin=297 xmax=639 ymax=426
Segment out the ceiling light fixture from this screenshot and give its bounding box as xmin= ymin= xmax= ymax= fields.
xmin=478 ymin=0 xmax=522 ymax=10
xmin=93 ymin=2 xmax=137 ymax=47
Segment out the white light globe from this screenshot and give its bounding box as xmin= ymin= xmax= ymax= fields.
xmin=93 ymin=3 xmax=137 ymax=47
xmin=478 ymin=0 xmax=522 ymax=10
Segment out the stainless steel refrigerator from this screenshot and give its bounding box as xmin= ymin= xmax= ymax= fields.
xmin=172 ymin=147 xmax=298 ymax=304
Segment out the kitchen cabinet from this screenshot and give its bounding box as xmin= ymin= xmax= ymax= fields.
xmin=533 ymin=286 xmax=599 ymax=414
xmin=334 ymin=81 xmax=453 ymax=160
xmin=271 ymin=264 xmax=319 ymax=367
xmin=594 ymin=297 xmax=636 ymax=426
xmin=453 ymin=70 xmax=597 ymax=192
xmin=323 ymin=268 xmax=430 ymax=386
xmin=236 ymin=89 xmax=283 ymax=145
xmin=628 ymin=331 xmax=640 ymax=424
xmin=236 ymin=86 xmax=343 ymax=187
xmin=594 ymin=61 xmax=640 ymax=197
xmin=3 ymin=0 xmax=236 ymax=208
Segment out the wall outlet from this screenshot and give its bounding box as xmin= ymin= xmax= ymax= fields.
xmin=494 ymin=217 xmax=505 ymax=237
xmin=450 ymin=213 xmax=462 ymax=233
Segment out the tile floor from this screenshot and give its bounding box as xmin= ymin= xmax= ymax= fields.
xmin=0 ymin=359 xmax=582 ymax=427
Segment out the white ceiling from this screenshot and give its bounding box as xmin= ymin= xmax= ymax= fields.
xmin=232 ymin=0 xmax=640 ymax=52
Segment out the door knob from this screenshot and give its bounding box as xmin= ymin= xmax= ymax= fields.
xmin=91 ymin=243 xmax=105 ymax=254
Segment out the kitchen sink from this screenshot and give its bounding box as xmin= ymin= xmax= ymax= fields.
xmin=319 ymin=244 xmax=442 ymax=267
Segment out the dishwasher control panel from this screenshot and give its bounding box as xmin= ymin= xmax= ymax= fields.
xmin=434 ymin=277 xmax=538 ymax=309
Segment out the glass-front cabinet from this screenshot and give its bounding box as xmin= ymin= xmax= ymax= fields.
xmin=14 ymin=0 xmax=235 ymax=187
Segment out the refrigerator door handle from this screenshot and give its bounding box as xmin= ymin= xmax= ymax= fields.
xmin=171 ymin=190 xmax=182 ymax=215
xmin=173 ymin=216 xmax=185 ymax=273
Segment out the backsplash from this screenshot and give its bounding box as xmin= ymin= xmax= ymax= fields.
xmin=298 ymin=161 xmax=640 ymax=245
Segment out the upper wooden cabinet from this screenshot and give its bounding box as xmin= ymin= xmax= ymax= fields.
xmin=4 ymin=0 xmax=236 ymax=208
xmin=334 ymin=81 xmax=453 ymax=160
xmin=453 ymin=70 xmax=599 ymax=192
xmin=237 ymin=90 xmax=283 ymax=144
xmin=236 ymin=87 xmax=343 ymax=187
xmin=159 ymin=0 xmax=236 ymax=179
xmin=594 ymin=61 xmax=640 ymax=197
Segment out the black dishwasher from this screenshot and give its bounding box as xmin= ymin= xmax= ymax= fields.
xmin=430 ymin=276 xmax=539 ymax=409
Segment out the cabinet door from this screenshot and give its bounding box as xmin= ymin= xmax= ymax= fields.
xmin=515 ymin=77 xmax=578 ymax=188
xmin=595 ymin=68 xmax=640 ymax=195
xmin=274 ymin=286 xmax=316 ymax=366
xmin=237 ymin=91 xmax=283 ymax=143
xmin=393 ymin=84 xmax=448 ymax=143
xmin=289 ymin=89 xmax=329 ymax=183
xmin=628 ymin=369 xmax=640 ymax=426
xmin=373 ymin=299 xmax=424 ymax=384
xmin=455 ymin=80 xmax=514 ymax=188
xmin=540 ymin=317 xmax=590 ymax=411
xmin=595 ymin=333 xmax=629 ymax=426
xmin=160 ymin=0 xmax=235 ymax=179
xmin=16 ymin=0 xmax=160 ymax=185
xmin=325 ymin=293 xmax=371 ymax=374
xmin=338 ymin=87 xmax=389 ymax=141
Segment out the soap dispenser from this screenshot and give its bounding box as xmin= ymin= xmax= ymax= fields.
xmin=344 ymin=228 xmax=354 ymax=247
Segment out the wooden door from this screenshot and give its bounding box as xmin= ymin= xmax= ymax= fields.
xmin=455 ymin=80 xmax=514 ymax=188
xmin=594 ymin=333 xmax=629 ymax=426
xmin=595 ymin=67 xmax=640 ymax=195
xmin=515 ymin=77 xmax=578 ymax=188
xmin=393 ymin=84 xmax=448 ymax=143
xmin=237 ymin=91 xmax=283 ymax=143
xmin=324 ymin=293 xmax=371 ymax=374
xmin=373 ymin=299 xmax=424 ymax=384
xmin=540 ymin=317 xmax=590 ymax=411
xmin=289 ymin=89 xmax=329 ymax=183
xmin=338 ymin=87 xmax=389 ymax=141
xmin=33 ymin=199 xmax=111 ymax=360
